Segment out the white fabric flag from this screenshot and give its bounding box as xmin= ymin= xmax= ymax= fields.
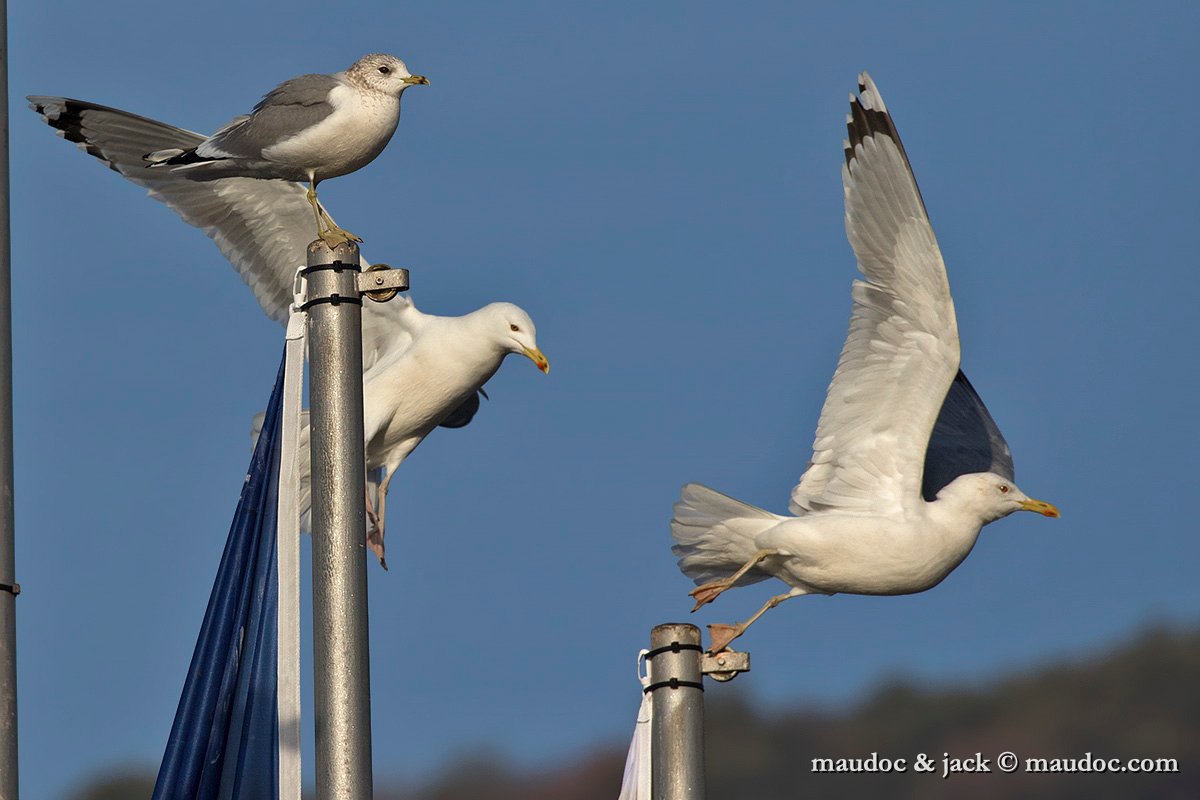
xmin=276 ymin=273 xmax=307 ymax=800
xmin=617 ymin=649 xmax=652 ymax=800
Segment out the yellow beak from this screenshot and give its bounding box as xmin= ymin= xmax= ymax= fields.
xmin=1019 ymin=498 xmax=1060 ymax=518
xmin=404 ymin=75 xmax=430 ymax=86
xmin=523 ymin=346 xmax=550 ymax=374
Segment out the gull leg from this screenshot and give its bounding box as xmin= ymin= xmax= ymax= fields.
xmin=365 ymin=486 xmax=380 ymax=538
xmin=303 ymin=182 xmax=362 ymax=248
xmin=316 ymin=205 xmax=362 ymax=246
xmin=366 ymin=470 xmax=395 ymax=571
xmin=690 ymin=549 xmax=781 ymax=611
xmin=708 ymin=587 xmax=807 ymax=653
xmin=305 ymin=181 xmax=326 ymax=238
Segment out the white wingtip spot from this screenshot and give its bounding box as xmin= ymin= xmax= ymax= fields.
xmin=857 ymin=74 xmax=888 ymax=114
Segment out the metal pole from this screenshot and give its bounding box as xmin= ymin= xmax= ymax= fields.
xmin=0 ymin=0 xmax=19 ymax=795
xmin=648 ymin=623 xmax=705 ymax=800
xmin=306 ymin=240 xmax=372 ymax=800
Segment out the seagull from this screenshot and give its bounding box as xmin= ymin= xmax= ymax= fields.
xmin=670 ymin=73 xmax=1059 ymax=654
xmin=30 ymin=95 xmax=549 ymax=569
xmin=142 ymin=53 xmax=428 ymax=248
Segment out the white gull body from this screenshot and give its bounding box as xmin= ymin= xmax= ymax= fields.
xmin=671 ymin=73 xmax=1058 ymax=652
xmin=30 ymin=94 xmax=549 ymax=568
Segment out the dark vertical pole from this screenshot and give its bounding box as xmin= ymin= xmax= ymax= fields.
xmin=0 ymin=2 xmax=19 ymax=796
xmin=306 ymin=240 xmax=372 ymax=800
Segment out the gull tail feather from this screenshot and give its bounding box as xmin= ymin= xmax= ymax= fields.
xmin=671 ymin=483 xmax=784 ymax=587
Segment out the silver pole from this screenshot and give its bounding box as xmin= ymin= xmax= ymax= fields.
xmin=648 ymin=623 xmax=705 ymax=800
xmin=0 ymin=0 xmax=19 ymax=796
xmin=306 ymin=240 xmax=372 ymax=800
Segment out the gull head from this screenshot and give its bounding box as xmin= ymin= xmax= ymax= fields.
xmin=480 ymin=302 xmax=549 ymax=374
xmin=348 ymin=54 xmax=429 ymax=94
xmin=937 ymin=472 xmax=1059 ymax=525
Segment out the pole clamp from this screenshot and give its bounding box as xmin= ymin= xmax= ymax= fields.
xmin=356 ymin=264 xmax=410 ymax=303
xmin=701 ymin=649 xmax=750 ymax=682
xmin=0 ymin=582 xmax=19 ymax=596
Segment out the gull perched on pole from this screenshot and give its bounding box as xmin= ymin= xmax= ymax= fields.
xmin=671 ymin=73 xmax=1058 ymax=653
xmin=30 ymin=95 xmax=549 ymax=568
xmin=142 ymin=53 xmax=428 ymax=248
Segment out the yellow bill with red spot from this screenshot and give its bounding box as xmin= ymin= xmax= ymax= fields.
xmin=1019 ymin=498 xmax=1060 ymax=518
xmin=523 ymin=346 xmax=550 ymax=374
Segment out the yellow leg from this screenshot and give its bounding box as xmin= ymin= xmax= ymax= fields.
xmin=304 ymin=181 xmax=363 ymax=247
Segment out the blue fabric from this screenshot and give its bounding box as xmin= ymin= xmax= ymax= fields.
xmin=153 ymin=355 xmax=284 ymax=800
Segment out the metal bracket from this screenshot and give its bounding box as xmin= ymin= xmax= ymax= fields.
xmin=356 ymin=264 xmax=410 ymax=303
xmin=701 ymin=649 xmax=750 ymax=682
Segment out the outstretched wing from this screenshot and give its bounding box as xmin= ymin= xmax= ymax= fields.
xmin=921 ymin=370 xmax=1014 ymax=501
xmin=28 ymin=95 xmax=412 ymax=370
xmin=789 ymin=73 xmax=959 ymax=519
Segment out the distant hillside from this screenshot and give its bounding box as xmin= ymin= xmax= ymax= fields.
xmin=72 ymin=625 xmax=1199 ymax=800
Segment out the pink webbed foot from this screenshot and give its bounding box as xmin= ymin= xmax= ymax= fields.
xmin=707 ymin=623 xmax=743 ymax=654
xmin=689 ymin=582 xmax=730 ymax=611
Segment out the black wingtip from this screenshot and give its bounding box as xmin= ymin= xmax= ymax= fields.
xmin=29 ymin=97 xmax=122 ymax=173
xmin=437 ymin=390 xmax=485 ymax=430
xmin=844 ymin=76 xmax=905 ymax=169
xmin=842 ymin=73 xmax=928 ymax=213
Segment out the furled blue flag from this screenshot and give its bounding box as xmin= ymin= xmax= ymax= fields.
xmin=152 ymin=355 xmax=286 ymax=800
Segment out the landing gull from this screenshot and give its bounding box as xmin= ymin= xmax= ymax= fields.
xmin=142 ymin=53 xmax=428 ymax=248
xmin=30 ymin=95 xmax=549 ymax=569
xmin=670 ymin=73 xmax=1058 ymax=653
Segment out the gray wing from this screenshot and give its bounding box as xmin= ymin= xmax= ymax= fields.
xmin=921 ymin=370 xmax=1015 ymax=500
xmin=199 ymin=74 xmax=338 ymax=160
xmin=27 ymin=95 xmax=411 ymax=369
xmin=29 ymin=95 xmax=298 ymax=318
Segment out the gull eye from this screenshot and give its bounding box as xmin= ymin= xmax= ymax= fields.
xmin=378 ymin=66 xmax=391 ymax=75
xmin=510 ymin=323 xmax=520 ymax=332
xmin=998 ymin=484 xmax=1010 ymax=494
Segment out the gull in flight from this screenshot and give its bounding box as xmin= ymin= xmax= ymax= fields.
xmin=30 ymin=95 xmax=548 ymax=569
xmin=143 ymin=53 xmax=428 ymax=248
xmin=671 ymin=73 xmax=1058 ymax=653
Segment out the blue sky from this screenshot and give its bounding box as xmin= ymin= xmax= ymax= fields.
xmin=9 ymin=1 xmax=1200 ymax=797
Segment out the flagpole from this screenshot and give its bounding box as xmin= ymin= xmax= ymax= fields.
xmin=305 ymin=240 xmax=373 ymax=800
xmin=648 ymin=624 xmax=706 ymax=800
xmin=0 ymin=1 xmax=20 ymax=796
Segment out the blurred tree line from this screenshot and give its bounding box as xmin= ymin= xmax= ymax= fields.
xmin=73 ymin=624 xmax=1198 ymax=800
